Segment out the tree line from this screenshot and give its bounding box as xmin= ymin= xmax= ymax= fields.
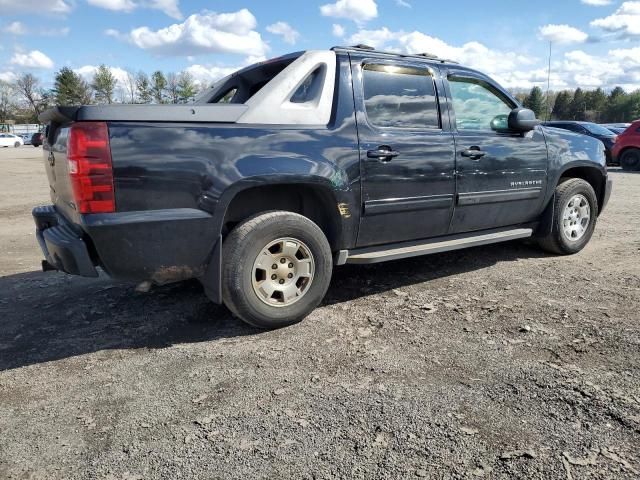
xmin=2 ymin=66 xmax=640 ymax=125
xmin=515 ymin=85 xmax=640 ymax=123
xmin=1 ymin=66 xmax=202 ymax=124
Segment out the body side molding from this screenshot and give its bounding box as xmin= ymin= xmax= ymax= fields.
xmin=457 ymin=187 xmax=542 ymax=206
xmin=364 ymin=194 xmax=454 ymax=216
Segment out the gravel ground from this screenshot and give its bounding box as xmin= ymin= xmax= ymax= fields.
xmin=0 ymin=146 xmax=638 ymax=479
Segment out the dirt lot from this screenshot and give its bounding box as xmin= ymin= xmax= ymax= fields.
xmin=0 ymin=146 xmax=638 ymax=479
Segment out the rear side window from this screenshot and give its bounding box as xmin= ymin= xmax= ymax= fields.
xmin=290 ymin=67 xmax=324 ymax=103
xmin=216 ymin=88 xmax=238 ymax=103
xmin=362 ymin=64 xmax=440 ymax=129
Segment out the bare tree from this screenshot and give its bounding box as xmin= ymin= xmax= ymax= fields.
xmin=15 ymin=73 xmax=42 ymax=119
xmin=124 ymin=69 xmax=137 ymax=103
xmin=0 ymin=80 xmax=16 ymax=123
xmin=166 ymin=72 xmax=179 ymax=104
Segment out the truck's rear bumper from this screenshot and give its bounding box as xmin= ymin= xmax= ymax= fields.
xmin=32 ymin=205 xmax=222 ymax=302
xmin=33 ymin=205 xmax=98 ymax=277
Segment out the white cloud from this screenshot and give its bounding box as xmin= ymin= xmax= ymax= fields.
xmin=10 ymin=50 xmax=54 ymax=69
xmin=609 ymin=46 xmax=640 ymax=65
xmin=184 ymin=64 xmax=240 ymax=87
xmin=395 ymin=0 xmax=411 ymax=7
xmin=148 ymin=0 xmax=182 ymax=19
xmin=349 ymin=28 xmax=539 ymax=87
xmin=345 ymin=26 xmax=640 ymax=90
xmin=127 ymin=9 xmax=268 ymax=57
xmin=591 ymin=1 xmax=640 ymax=37
xmin=0 ymin=0 xmax=72 ymax=14
xmin=4 ymin=21 xmax=27 ymax=35
xmin=87 ymin=0 xmax=136 ymax=12
xmin=539 ymin=24 xmax=588 ymax=44
xmin=185 ymin=55 xmax=266 ymax=88
xmin=320 ymin=0 xmax=378 ymax=24
xmin=581 ymin=0 xmax=613 ymax=5
xmin=86 ymin=0 xmax=182 ymax=18
xmin=3 ymin=22 xmax=69 ymax=36
xmin=266 ymin=21 xmax=300 ymax=45
xmin=0 ymin=71 xmax=18 ymax=83
xmin=332 ymin=24 xmax=345 ymax=37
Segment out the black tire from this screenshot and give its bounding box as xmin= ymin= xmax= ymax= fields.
xmin=620 ymin=149 xmax=640 ymax=171
xmin=221 ymin=211 xmax=333 ymax=329
xmin=14 ymin=142 xmax=20 ymax=148
xmin=537 ymin=178 xmax=598 ymax=255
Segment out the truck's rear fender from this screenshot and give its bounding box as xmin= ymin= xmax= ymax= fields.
xmin=108 ymin=120 xmax=361 ymax=244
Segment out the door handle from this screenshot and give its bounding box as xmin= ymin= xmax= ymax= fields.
xmin=461 ymin=148 xmax=487 ymax=159
xmin=367 ymin=147 xmax=400 ymax=161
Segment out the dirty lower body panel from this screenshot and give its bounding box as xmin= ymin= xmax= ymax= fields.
xmin=33 ymin=206 xmax=218 ymax=286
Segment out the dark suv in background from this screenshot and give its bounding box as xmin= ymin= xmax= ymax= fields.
xmin=543 ymin=121 xmax=617 ymax=165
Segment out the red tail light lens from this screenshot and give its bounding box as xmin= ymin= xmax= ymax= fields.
xmin=67 ymin=122 xmax=115 ymax=214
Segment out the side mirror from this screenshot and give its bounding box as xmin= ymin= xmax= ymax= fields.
xmin=508 ymin=108 xmax=540 ymax=132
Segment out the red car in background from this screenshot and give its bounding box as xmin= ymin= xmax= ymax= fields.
xmin=613 ymin=120 xmax=640 ymax=171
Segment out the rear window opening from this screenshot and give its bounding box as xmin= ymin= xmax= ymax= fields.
xmin=198 ymin=53 xmax=302 ymax=105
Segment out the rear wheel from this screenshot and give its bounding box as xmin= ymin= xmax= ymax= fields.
xmin=222 ymin=211 xmax=333 ymax=329
xmin=620 ymin=149 xmax=640 ymax=171
xmin=538 ymin=178 xmax=598 ymax=255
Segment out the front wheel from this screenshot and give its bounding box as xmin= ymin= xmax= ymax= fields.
xmin=620 ymin=149 xmax=640 ymax=171
xmin=537 ymin=178 xmax=598 ymax=255
xmin=14 ymin=142 xmax=20 ymax=148
xmin=221 ymin=211 xmax=333 ymax=329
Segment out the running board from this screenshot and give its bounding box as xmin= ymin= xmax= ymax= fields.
xmin=339 ymin=227 xmax=534 ymax=265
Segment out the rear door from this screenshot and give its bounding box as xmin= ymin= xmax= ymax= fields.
xmin=351 ymin=55 xmax=456 ymax=247
xmin=445 ymin=71 xmax=548 ymax=233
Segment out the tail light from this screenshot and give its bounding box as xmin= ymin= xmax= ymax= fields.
xmin=67 ymin=122 xmax=115 ymax=214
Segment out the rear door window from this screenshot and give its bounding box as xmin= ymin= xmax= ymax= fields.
xmin=362 ymin=63 xmax=440 ymax=129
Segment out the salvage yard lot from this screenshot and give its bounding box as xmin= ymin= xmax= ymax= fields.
xmin=0 ymin=147 xmax=638 ymax=479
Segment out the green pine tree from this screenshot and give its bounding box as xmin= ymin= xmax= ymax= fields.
xmin=552 ymin=91 xmax=572 ymax=120
xmin=177 ymin=72 xmax=197 ymax=103
xmin=136 ymin=72 xmax=153 ymax=104
xmin=54 ymin=67 xmax=92 ymax=106
xmin=91 ymin=65 xmax=117 ymax=104
xmin=151 ymin=71 xmax=167 ymax=104
xmin=569 ymin=88 xmax=586 ymax=120
xmin=523 ymin=86 xmax=545 ymax=119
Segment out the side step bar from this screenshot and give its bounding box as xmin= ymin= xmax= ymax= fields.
xmin=338 ymin=227 xmax=534 ymax=265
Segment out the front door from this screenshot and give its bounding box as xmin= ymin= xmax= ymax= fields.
xmin=352 ymin=57 xmax=456 ymax=247
xmin=445 ymin=72 xmax=548 ymax=233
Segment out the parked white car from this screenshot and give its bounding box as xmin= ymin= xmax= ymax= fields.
xmin=0 ymin=133 xmax=24 ymax=148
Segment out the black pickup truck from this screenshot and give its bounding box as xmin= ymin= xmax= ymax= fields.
xmin=34 ymin=45 xmax=612 ymax=328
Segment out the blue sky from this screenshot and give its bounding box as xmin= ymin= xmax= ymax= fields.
xmin=1 ymin=0 xmax=639 ymax=93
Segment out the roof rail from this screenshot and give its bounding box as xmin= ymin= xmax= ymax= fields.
xmin=332 ymin=45 xmax=459 ymax=64
xmin=351 ymin=44 xmax=375 ymax=50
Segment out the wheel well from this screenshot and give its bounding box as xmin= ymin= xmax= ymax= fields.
xmin=222 ymin=184 xmax=342 ymax=251
xmin=559 ymin=167 xmax=605 ymax=213
xmin=619 ymin=146 xmax=639 ymax=158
